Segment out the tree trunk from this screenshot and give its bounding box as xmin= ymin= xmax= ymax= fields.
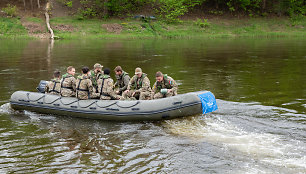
xmin=30 ymin=0 xmax=33 ymax=10
xmin=45 ymin=2 xmax=55 ymax=39
xmin=23 ymin=0 xmax=26 ymax=11
xmin=37 ymin=0 xmax=41 ymax=9
xmin=262 ymin=0 xmax=266 ymax=11
xmin=45 ymin=12 xmax=54 ymax=39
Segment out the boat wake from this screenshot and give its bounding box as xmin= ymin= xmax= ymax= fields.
xmin=0 ymin=103 xmax=13 ymax=114
xmin=163 ymin=99 xmax=306 ymax=173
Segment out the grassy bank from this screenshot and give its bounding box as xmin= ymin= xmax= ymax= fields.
xmin=0 ymin=18 xmax=29 ymax=39
xmin=0 ymin=16 xmax=305 ymax=39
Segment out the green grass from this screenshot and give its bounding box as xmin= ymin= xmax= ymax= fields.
xmin=0 ymin=18 xmax=29 ymax=38
xmin=1 ymin=16 xmax=305 ymax=39
xmin=26 ymin=17 xmax=44 ymax=23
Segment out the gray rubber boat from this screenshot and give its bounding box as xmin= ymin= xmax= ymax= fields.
xmin=10 ymin=90 xmax=218 ymax=121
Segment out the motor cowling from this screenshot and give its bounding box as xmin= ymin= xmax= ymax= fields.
xmin=36 ymin=80 xmax=48 ymax=93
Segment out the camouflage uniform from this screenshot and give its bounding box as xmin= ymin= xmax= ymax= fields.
xmin=89 ymin=70 xmax=103 ymax=92
xmin=123 ymin=73 xmax=152 ymax=100
xmin=76 ymin=74 xmax=100 ymax=100
xmin=60 ymin=73 xmax=76 ymax=97
xmin=114 ymin=71 xmax=130 ymax=95
xmin=153 ymin=75 xmax=178 ymax=99
xmin=45 ymin=78 xmax=61 ymax=95
xmin=97 ymin=75 xmax=120 ymax=100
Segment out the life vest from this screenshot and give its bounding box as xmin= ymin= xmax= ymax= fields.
xmin=49 ymin=78 xmax=61 ymax=94
xmin=100 ymin=75 xmax=111 ymax=97
xmin=60 ymin=73 xmax=74 ymax=90
xmin=118 ymin=71 xmax=129 ymax=88
xmin=156 ymin=74 xmax=172 ymax=92
xmin=133 ymin=73 xmax=147 ymax=90
xmin=76 ymin=75 xmax=90 ymax=98
xmin=90 ymin=70 xmax=102 ymax=87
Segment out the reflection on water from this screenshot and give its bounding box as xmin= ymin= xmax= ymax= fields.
xmin=0 ymin=38 xmax=305 ymax=173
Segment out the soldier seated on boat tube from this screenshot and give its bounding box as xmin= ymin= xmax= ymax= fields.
xmin=60 ymin=66 xmax=76 ymax=97
xmin=45 ymin=70 xmax=61 ymax=96
xmin=152 ymin=71 xmax=178 ymax=99
xmin=97 ymin=68 xmax=121 ymax=100
xmin=89 ymin=63 xmax=103 ymax=93
xmin=76 ymin=67 xmax=100 ymax=100
xmin=114 ymin=66 xmax=130 ymax=96
xmin=123 ymin=67 xmax=152 ymax=100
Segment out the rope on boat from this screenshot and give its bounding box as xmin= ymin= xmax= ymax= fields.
xmin=115 ymin=101 xmax=140 ymax=108
xmin=78 ymin=100 xmax=97 ymax=108
xmin=59 ymin=98 xmax=79 ymax=105
xmin=95 ymin=101 xmax=117 ymax=108
xmin=25 ymin=93 xmax=141 ymax=110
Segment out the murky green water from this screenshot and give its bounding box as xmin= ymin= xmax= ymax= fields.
xmin=0 ymin=38 xmax=305 ymax=173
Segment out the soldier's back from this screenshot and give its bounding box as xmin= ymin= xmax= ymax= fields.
xmin=76 ymin=76 xmax=90 ymax=100
xmin=46 ymin=79 xmax=61 ymax=95
xmin=61 ymin=75 xmax=76 ymax=97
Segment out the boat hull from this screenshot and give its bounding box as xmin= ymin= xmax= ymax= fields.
xmin=10 ymin=90 xmax=217 ymax=121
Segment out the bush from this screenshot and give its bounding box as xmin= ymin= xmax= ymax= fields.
xmin=156 ymin=0 xmax=203 ymax=23
xmin=2 ymin=4 xmax=18 ymax=17
xmin=56 ymin=0 xmax=73 ymax=7
xmin=194 ymin=18 xmax=211 ymax=28
xmin=77 ymin=7 xmax=97 ymax=19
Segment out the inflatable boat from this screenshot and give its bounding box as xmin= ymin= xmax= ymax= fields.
xmin=10 ymin=82 xmax=218 ymax=121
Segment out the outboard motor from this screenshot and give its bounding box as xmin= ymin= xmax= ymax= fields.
xmin=36 ymin=80 xmax=48 ymax=93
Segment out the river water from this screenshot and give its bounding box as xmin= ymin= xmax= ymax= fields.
xmin=0 ymin=38 xmax=305 ymax=173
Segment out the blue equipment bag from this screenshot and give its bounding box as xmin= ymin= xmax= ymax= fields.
xmin=197 ymin=91 xmax=218 ymax=114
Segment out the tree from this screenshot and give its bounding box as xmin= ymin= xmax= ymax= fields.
xmin=21 ymin=0 xmax=41 ymax=11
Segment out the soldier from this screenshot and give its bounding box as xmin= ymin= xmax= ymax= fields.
xmin=114 ymin=66 xmax=130 ymax=95
xmin=97 ymin=68 xmax=121 ymax=100
xmin=152 ymin=71 xmax=178 ymax=99
xmin=76 ymin=67 xmax=100 ymax=100
xmin=60 ymin=66 xmax=76 ymax=97
xmin=89 ymin=63 xmax=103 ymax=92
xmin=45 ymin=70 xmax=61 ymax=95
xmin=123 ymin=67 xmax=152 ymax=100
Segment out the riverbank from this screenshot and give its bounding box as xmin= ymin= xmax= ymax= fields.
xmin=0 ymin=16 xmax=305 ymax=39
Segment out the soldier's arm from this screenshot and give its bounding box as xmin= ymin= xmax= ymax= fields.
xmin=152 ymin=81 xmax=158 ymax=94
xmin=119 ymin=75 xmax=130 ymax=92
xmin=170 ymin=77 xmax=178 ymax=93
xmin=44 ymin=83 xmax=49 ymax=93
xmin=72 ymin=77 xmax=76 ymax=91
xmin=87 ymin=80 xmax=95 ymax=95
xmin=106 ymin=80 xmax=117 ymax=99
xmin=127 ymin=76 xmax=135 ymax=91
xmin=96 ymin=79 xmax=102 ymax=94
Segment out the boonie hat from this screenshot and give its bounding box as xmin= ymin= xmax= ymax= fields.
xmin=94 ymin=63 xmax=103 ymax=69
xmin=135 ymin=67 xmax=142 ymax=75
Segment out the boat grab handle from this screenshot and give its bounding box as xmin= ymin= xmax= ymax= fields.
xmin=173 ymin=101 xmax=182 ymax=105
xmin=106 ymin=108 xmax=119 ymax=111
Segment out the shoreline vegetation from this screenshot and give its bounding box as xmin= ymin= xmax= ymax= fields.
xmin=0 ymin=0 xmax=305 ymax=39
xmin=1 ymin=16 xmax=305 ymax=39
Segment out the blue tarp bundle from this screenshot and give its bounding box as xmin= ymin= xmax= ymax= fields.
xmin=197 ymin=92 xmax=218 ymax=114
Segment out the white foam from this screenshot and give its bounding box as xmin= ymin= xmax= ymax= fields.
xmin=0 ymin=103 xmax=13 ymax=114
xmin=163 ymin=114 xmax=306 ymax=171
